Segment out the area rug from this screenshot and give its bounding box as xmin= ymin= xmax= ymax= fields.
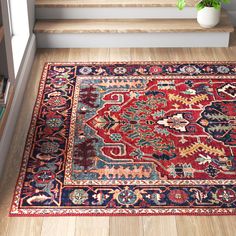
xmin=10 ymin=62 xmax=236 ymax=216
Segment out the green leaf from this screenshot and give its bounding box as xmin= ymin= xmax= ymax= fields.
xmin=221 ymin=0 xmax=231 ymax=3
xmin=196 ymin=2 xmax=205 ymax=11
xmin=177 ymin=0 xmax=186 ymax=10
xmin=212 ymin=1 xmax=221 ymax=9
xmin=176 ymin=0 xmax=231 ymax=11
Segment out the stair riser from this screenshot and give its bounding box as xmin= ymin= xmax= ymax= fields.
xmin=36 ymin=32 xmax=230 ymax=48
xmin=36 ymin=7 xmax=197 ymax=19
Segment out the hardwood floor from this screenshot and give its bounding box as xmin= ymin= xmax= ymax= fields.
xmin=1 ymin=32 xmax=236 ymax=235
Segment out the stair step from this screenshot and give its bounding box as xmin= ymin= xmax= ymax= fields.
xmin=36 ymin=0 xmax=197 ymax=8
xmin=34 ymin=15 xmax=234 ymax=48
xmin=34 ymin=17 xmax=234 ymax=34
xmin=36 ymin=0 xmax=198 ymax=19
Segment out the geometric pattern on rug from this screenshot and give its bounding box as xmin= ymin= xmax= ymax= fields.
xmin=10 ymin=62 xmax=236 ymax=216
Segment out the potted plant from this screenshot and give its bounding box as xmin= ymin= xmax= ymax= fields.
xmin=177 ymin=0 xmax=231 ymax=28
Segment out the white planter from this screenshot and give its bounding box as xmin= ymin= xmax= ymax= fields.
xmin=197 ymin=7 xmax=221 ymax=28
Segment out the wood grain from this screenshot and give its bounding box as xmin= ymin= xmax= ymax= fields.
xmin=75 ymin=217 xmax=109 ymax=236
xmin=41 ymin=217 xmax=76 ymax=236
xmin=0 ymin=31 xmax=236 ymax=235
xmin=36 ymin=0 xmax=197 ymax=8
xmin=34 ymin=16 xmax=234 ymax=34
xmin=6 ymin=218 xmax=43 ymax=236
xmin=143 ymin=216 xmax=178 ymax=236
xmin=110 ymin=217 xmax=143 ymax=236
xmin=176 ymin=216 xmax=236 ymax=236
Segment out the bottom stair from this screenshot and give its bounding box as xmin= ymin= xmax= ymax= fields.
xmin=34 ymin=17 xmax=234 ymax=48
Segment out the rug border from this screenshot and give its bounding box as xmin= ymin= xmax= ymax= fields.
xmin=9 ymin=61 xmax=236 ymax=217
xmin=8 ymin=211 xmax=236 ymax=217
xmin=9 ymin=63 xmax=51 ymax=217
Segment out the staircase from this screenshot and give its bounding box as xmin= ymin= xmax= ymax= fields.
xmin=35 ymin=0 xmax=234 ymax=48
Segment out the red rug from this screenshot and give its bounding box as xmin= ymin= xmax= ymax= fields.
xmin=10 ymin=62 xmax=236 ymax=216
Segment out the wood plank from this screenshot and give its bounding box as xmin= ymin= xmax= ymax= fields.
xmin=176 ymin=216 xmax=236 ymax=236
xmin=5 ymin=218 xmax=43 ymax=236
xmin=75 ymin=217 xmax=109 ymax=236
xmin=110 ymin=217 xmax=144 ymax=236
xmin=34 ymin=16 xmax=234 ymax=34
xmin=143 ymin=216 xmax=178 ymax=236
xmin=88 ymin=48 xmax=110 ymax=62
xmin=41 ymin=217 xmax=76 ymax=236
xmin=36 ymin=0 xmax=197 ymax=8
xmin=110 ymin=48 xmax=131 ymax=61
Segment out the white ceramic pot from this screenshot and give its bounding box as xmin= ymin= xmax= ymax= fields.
xmin=197 ymin=7 xmax=221 ymax=28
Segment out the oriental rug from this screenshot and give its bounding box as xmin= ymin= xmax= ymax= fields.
xmin=10 ymin=62 xmax=236 ymax=216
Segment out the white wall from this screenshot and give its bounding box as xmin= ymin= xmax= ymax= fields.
xmin=0 ymin=4 xmax=8 ymax=77
xmin=28 ymin=0 xmax=35 ymax=32
xmin=0 ymin=0 xmax=36 ymax=177
xmin=224 ymin=0 xmax=236 ymax=25
xmin=224 ymin=0 xmax=236 ymax=10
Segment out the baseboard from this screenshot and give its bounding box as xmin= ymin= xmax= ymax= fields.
xmin=227 ymin=10 xmax=236 ymax=26
xmin=0 ymin=34 xmax=36 ymax=178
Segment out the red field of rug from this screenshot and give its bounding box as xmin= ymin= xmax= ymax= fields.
xmin=10 ymin=62 xmax=236 ymax=216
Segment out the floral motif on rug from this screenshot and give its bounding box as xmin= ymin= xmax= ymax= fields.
xmin=10 ymin=62 xmax=236 ymax=216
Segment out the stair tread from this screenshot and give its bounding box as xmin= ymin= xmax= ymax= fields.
xmin=34 ymin=17 xmax=234 ymax=33
xmin=36 ymin=0 xmax=197 ymax=8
